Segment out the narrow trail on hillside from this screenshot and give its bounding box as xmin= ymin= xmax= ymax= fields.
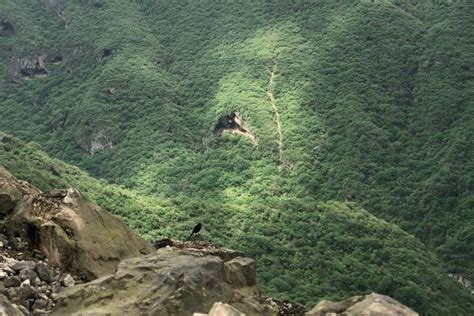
xmin=267 ymin=59 xmax=284 ymax=165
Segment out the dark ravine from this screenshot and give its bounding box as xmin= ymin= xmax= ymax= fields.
xmin=0 ymin=166 xmax=419 ymax=315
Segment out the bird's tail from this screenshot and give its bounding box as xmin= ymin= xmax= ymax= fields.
xmin=187 ymin=232 xmax=194 ymax=241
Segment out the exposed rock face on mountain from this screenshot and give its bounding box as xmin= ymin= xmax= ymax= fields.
xmin=449 ymin=273 xmax=474 ymax=294
xmin=305 ymin=293 xmax=418 ymax=316
xmin=52 ymin=247 xmax=272 ymax=316
xmin=77 ymin=129 xmax=116 ymax=155
xmin=213 ymin=112 xmax=257 ymax=145
xmin=15 ymin=56 xmax=48 ymax=79
xmin=7 ymin=188 xmax=153 ymax=280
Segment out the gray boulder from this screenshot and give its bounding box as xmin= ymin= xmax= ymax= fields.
xmin=52 ymin=248 xmax=272 ymax=316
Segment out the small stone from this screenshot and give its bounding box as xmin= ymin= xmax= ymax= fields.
xmin=2 ymin=267 xmax=14 ymax=275
xmin=51 ymin=283 xmax=61 ymax=294
xmin=14 ymin=238 xmax=27 ymax=251
xmin=60 ymin=274 xmax=75 ymax=287
xmin=19 ymin=268 xmax=38 ymax=282
xmin=15 ymin=304 xmax=29 ymax=315
xmin=17 ymin=282 xmax=36 ymax=301
xmin=35 ymin=263 xmax=54 ymax=283
xmin=6 ymin=287 xmax=18 ymax=298
xmin=32 ymin=298 xmax=49 ymax=310
xmin=33 ymin=249 xmax=44 ymax=260
xmin=33 ymin=309 xmax=49 ymax=316
xmin=12 ymin=261 xmax=36 ymax=273
xmin=20 ymin=279 xmax=30 ymax=287
xmin=37 ymin=292 xmax=49 ymax=301
xmin=4 ymin=275 xmax=21 ymax=287
xmin=0 ymin=270 xmax=7 ymax=279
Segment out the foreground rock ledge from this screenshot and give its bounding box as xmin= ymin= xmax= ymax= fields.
xmin=52 ymin=248 xmax=272 ymax=316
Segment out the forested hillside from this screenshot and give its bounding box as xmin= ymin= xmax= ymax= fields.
xmin=1 ymin=0 xmax=473 ymax=314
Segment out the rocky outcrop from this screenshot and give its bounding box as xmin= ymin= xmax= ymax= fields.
xmin=305 ymin=293 xmax=418 ymax=316
xmin=0 ymin=167 xmax=39 ymax=219
xmin=262 ymin=296 xmax=306 ymax=315
xmin=7 ymin=188 xmax=153 ymax=280
xmin=449 ymin=273 xmax=473 ymax=294
xmin=15 ymin=56 xmax=48 ymax=79
xmin=77 ymin=129 xmax=115 ymax=155
xmin=52 ymin=247 xmax=272 ymax=316
xmin=214 ymin=112 xmax=257 ymax=145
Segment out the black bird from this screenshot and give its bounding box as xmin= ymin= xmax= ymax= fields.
xmin=189 ymin=223 xmax=202 ymax=240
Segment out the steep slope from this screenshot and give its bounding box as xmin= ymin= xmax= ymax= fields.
xmin=1 ymin=0 xmax=473 ymax=313
xmin=1 ymin=133 xmax=473 ymax=314
xmin=1 ymin=1 xmax=472 ymax=278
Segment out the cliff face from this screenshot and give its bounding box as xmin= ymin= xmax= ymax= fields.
xmin=0 ymin=165 xmax=419 ymax=315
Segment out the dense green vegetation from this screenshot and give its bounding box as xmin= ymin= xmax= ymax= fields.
xmin=1 ymin=0 xmax=473 ymax=314
xmin=1 ymin=132 xmax=473 ymax=314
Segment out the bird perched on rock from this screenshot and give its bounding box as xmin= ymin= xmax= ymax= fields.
xmin=188 ymin=223 xmax=202 ymax=240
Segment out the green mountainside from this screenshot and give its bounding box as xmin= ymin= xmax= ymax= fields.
xmin=1 ymin=132 xmax=472 ymax=314
xmin=1 ymin=0 xmax=473 ymax=314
